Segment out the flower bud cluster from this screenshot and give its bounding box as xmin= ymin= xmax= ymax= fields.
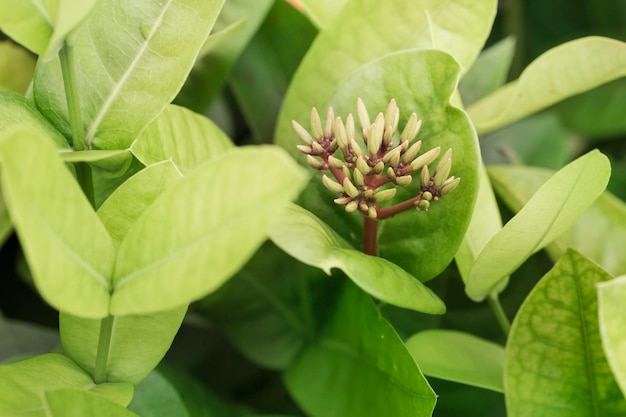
xmin=292 ymin=98 xmax=460 ymax=219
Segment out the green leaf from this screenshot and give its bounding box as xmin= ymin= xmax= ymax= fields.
xmin=0 ymin=0 xmax=52 ymax=54
xmin=34 ymin=0 xmax=225 ymax=150
xmin=0 ymin=320 xmax=60 ymax=362
xmin=459 ymin=37 xmax=516 ymax=106
xmin=269 ymin=204 xmax=445 ymax=314
xmin=488 ymin=165 xmax=626 ymax=277
xmin=0 ymin=191 xmax=12 ymax=249
xmin=465 ymin=150 xmax=611 ymax=301
xmin=285 ymin=282 xmax=437 ymax=417
xmin=0 ymin=91 xmax=69 ymax=148
xmin=297 ymin=0 xmax=347 ymax=29
xmin=274 ymin=0 xmax=497 ymax=153
xmin=505 ymin=249 xmax=626 ymax=416
xmin=0 ymin=127 xmax=115 ymax=318
xmin=110 ymin=146 xmax=309 ymax=315
xmin=0 ymin=41 xmax=36 ymax=94
xmin=468 ymin=37 xmax=626 ymax=134
xmin=128 ymin=370 xmax=190 ymax=417
xmin=405 ymin=329 xmax=504 ymax=392
xmin=98 ymin=161 xmax=182 ymax=247
xmin=43 ymin=0 xmax=100 ymax=59
xmin=598 ymin=275 xmax=626 ymax=398
xmin=0 ymin=353 xmax=134 ymax=416
xmin=59 ymin=149 xmax=133 ymax=178
xmin=47 ymin=388 xmax=139 ymax=417
xmin=308 ymin=49 xmax=480 ymax=281
xmin=60 ymin=307 xmax=186 ymax=384
xmin=131 ymin=104 xmax=233 ymax=173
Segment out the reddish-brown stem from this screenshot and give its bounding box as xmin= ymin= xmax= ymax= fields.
xmin=363 ymin=215 xmax=378 ymax=255
xmin=377 ymin=195 xmax=422 ymax=219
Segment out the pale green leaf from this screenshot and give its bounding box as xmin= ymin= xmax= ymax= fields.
xmin=44 ymin=0 xmax=99 ymax=59
xmin=285 ymin=282 xmax=437 ymax=417
xmin=47 ymin=388 xmax=139 ymax=417
xmin=34 ymin=0 xmax=225 ymax=149
xmin=488 ymin=165 xmax=626 ymax=277
xmin=58 ymin=149 xmax=132 ymax=178
xmin=0 ymin=41 xmax=36 ymax=94
xmin=274 ymin=0 xmax=497 ymax=153
xmin=131 ymin=104 xmax=233 ymax=173
xmin=598 ymin=275 xmax=626 ymax=398
xmin=0 ymin=0 xmax=52 ymax=54
xmin=0 ymin=92 xmax=69 ymax=148
xmin=128 ymin=370 xmax=190 ymax=417
xmin=297 ymin=0 xmax=347 ymax=29
xmin=0 ymin=353 xmax=134 ymax=416
xmin=468 ymin=37 xmax=626 ymax=135
xmin=0 ymin=127 xmax=115 ymax=318
xmin=459 ymin=37 xmax=516 ymax=106
xmin=465 ymin=150 xmax=611 ymax=301
xmin=406 ymin=329 xmax=504 ymax=392
xmin=269 ymin=204 xmax=445 ymax=314
xmin=60 ymin=307 xmax=186 ymax=384
xmin=505 ymin=249 xmax=626 ymax=416
xmin=98 ymin=161 xmax=182 ymax=247
xmin=110 ymin=146 xmax=309 ymax=315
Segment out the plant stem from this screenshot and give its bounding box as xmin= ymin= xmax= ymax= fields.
xmin=363 ymin=215 xmax=378 ymax=255
xmin=488 ymin=293 xmax=511 ymax=337
xmin=59 ymin=43 xmax=96 ymax=206
xmin=94 ymin=315 xmax=115 ymax=384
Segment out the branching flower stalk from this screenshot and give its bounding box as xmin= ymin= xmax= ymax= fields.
xmin=293 ymin=98 xmax=460 ymax=256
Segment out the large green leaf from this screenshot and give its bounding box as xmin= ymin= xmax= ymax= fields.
xmin=285 ymin=282 xmax=437 ymax=417
xmin=598 ymin=275 xmax=626 ymax=398
xmin=468 ymin=37 xmax=626 ymax=134
xmin=110 ymin=146 xmax=309 ymax=315
xmin=0 ymin=353 xmax=134 ymax=416
xmin=98 ymin=161 xmax=182 ymax=247
xmin=60 ymin=307 xmax=186 ymax=384
xmin=296 ymin=0 xmax=347 ymax=29
xmin=303 ymin=49 xmax=480 ymax=281
xmin=0 ymin=41 xmax=36 ymax=94
xmin=488 ymin=165 xmax=626 ymax=277
xmin=58 ymin=149 xmax=133 ymax=178
xmin=47 ymin=388 xmax=139 ymax=417
xmin=0 ymin=320 xmax=60 ymax=362
xmin=505 ymin=249 xmax=626 ymax=416
xmin=131 ymin=104 xmax=233 ymax=173
xmin=465 ymin=150 xmax=611 ymax=301
xmin=34 ymin=0 xmax=225 ymax=150
xmin=269 ymin=204 xmax=445 ymax=314
xmin=128 ymin=370 xmax=190 ymax=417
xmin=0 ymin=127 xmax=115 ymax=318
xmin=406 ymin=329 xmax=504 ymax=392
xmin=274 ymin=0 xmax=496 ymax=153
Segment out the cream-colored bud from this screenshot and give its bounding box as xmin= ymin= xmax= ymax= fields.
xmin=440 ymin=176 xmax=461 ymax=195
xmin=416 ymin=199 xmax=430 ymax=211
xmin=374 ymin=188 xmax=397 ymax=202
xmin=324 ymin=106 xmax=335 ymax=138
xmin=292 ymin=120 xmax=314 ymax=144
xmin=343 ymin=178 xmax=360 ymax=198
xmin=334 ymin=196 xmax=352 ymax=205
xmin=311 ymin=141 xmax=325 ymax=155
xmin=311 ymin=107 xmax=323 ymax=139
xmin=307 ymin=155 xmax=323 ymax=169
xmin=367 ymin=116 xmax=384 ymax=155
xmin=335 ymin=117 xmax=349 ymax=149
xmin=401 ymin=140 xmax=422 ymax=164
xmin=420 ymin=165 xmax=431 ymax=188
xmin=396 ymin=175 xmax=412 ymax=187
xmin=353 ymin=167 xmax=365 ymax=187
xmin=387 ymin=166 xmax=397 ymax=181
xmin=373 ymin=161 xmax=385 ymax=174
xmin=328 ymin=155 xmax=345 ymax=169
xmin=359 ymin=201 xmax=369 ymax=212
xmin=322 ymin=174 xmax=345 ymax=193
xmin=350 ymin=139 xmax=365 ymax=158
xmin=297 ymin=144 xmax=312 ymax=154
xmin=356 ymin=156 xmax=371 ymax=175
xmin=400 ymin=114 xmax=422 ymax=143
xmin=434 ymin=157 xmax=452 ymax=186
xmin=368 ymin=206 xmax=378 ymax=219
xmin=345 ymin=201 xmax=358 ymax=212
xmin=383 ymin=147 xmax=401 ymax=164
xmin=346 ymin=113 xmax=355 ymax=141
xmin=357 ymin=98 xmax=370 ymax=131
xmin=384 ymin=99 xmax=398 ymax=129
xmin=422 ymin=191 xmax=433 ymax=201
xmin=409 ymin=146 xmax=441 ymax=171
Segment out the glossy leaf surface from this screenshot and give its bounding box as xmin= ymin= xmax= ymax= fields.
xmin=269 ymin=204 xmax=445 ymax=314
xmin=0 ymin=127 xmax=114 ymax=318
xmin=34 ymin=0 xmax=224 ymax=149
xmin=111 ymin=146 xmax=309 ymax=315
xmin=406 ymin=329 xmax=504 ymax=392
xmin=285 ymin=282 xmax=437 ymax=417
xmin=505 ymin=249 xmax=626 ymax=416
xmin=468 ymin=37 xmax=626 ymax=134
xmin=466 ymin=150 xmax=610 ymax=301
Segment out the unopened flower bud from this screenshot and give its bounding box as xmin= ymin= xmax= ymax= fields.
xmin=350 ymin=139 xmax=365 ymax=158
xmin=401 ymin=140 xmax=422 ymax=164
xmin=422 ymin=191 xmax=433 ymax=201
xmin=387 ymin=166 xmax=397 ymax=181
xmin=297 ymin=144 xmax=312 ymax=154
xmin=409 ymin=146 xmax=441 ymax=171
xmin=400 ymin=114 xmax=422 ymax=143
xmin=353 ymin=167 xmax=365 ymax=187
xmin=311 ymin=141 xmax=324 ymax=155
xmin=416 ymin=199 xmax=430 ymax=211
xmin=328 ymin=155 xmax=345 ymax=169
xmin=334 ymin=196 xmax=352 ymax=205
xmin=335 ymin=117 xmax=349 ymax=149
xmin=345 ymin=201 xmax=358 ymax=212
xmin=343 ymin=178 xmax=359 ymax=198
xmin=440 ymin=176 xmax=461 ymax=195
xmin=420 ymin=165 xmax=431 ymax=188
xmin=346 ymin=113 xmax=355 ymax=141
xmin=396 ymin=175 xmax=412 ymax=187
xmin=368 ymin=206 xmax=378 ymax=219
xmin=359 ymin=201 xmax=369 ymax=212
xmin=292 ymin=120 xmax=314 ymax=144
xmin=307 ymin=155 xmax=323 ymax=169
xmin=357 ymin=98 xmax=371 ymax=132
xmin=324 ymin=107 xmax=335 ymax=138
xmin=322 ymin=174 xmax=344 ymax=193
xmin=434 ymin=156 xmax=452 ymax=186
xmin=374 ymin=188 xmax=397 ymax=202
xmin=373 ymin=161 xmax=385 ymax=174
xmin=367 ymin=114 xmax=385 ymax=154
xmin=311 ymin=107 xmax=323 ymax=140
xmin=356 ymin=156 xmax=371 ymax=175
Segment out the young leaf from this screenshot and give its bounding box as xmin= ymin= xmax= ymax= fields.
xmin=60 ymin=307 xmax=186 ymax=385
xmin=0 ymin=127 xmax=115 ymax=318
xmin=34 ymin=0 xmax=225 ymax=150
xmin=598 ymin=275 xmax=626 ymax=398
xmin=285 ymin=282 xmax=437 ymax=417
xmin=505 ymin=249 xmax=626 ymax=416
xmin=59 ymin=149 xmax=133 ymax=178
xmin=269 ymin=204 xmax=445 ymax=314
xmin=405 ymin=329 xmax=504 ymax=392
xmin=0 ymin=353 xmax=134 ymax=415
xmin=98 ymin=161 xmax=182 ymax=247
xmin=296 ymin=0 xmax=347 ymax=29
xmin=0 ymin=41 xmax=36 ymax=94
xmin=274 ymin=0 xmax=496 ymax=154
xmin=0 ymin=0 xmax=52 ymax=54
xmin=110 ymin=146 xmax=309 ymax=315
xmin=47 ymin=388 xmax=139 ymax=417
xmin=489 ymin=164 xmax=626 ymax=277
xmin=465 ymin=150 xmax=611 ymax=301
xmin=468 ymin=37 xmax=626 ymax=134
xmin=128 ymin=370 xmax=190 ymax=417
xmin=131 ymin=104 xmax=233 ymax=173
xmin=43 ymin=0 xmax=100 ymax=59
